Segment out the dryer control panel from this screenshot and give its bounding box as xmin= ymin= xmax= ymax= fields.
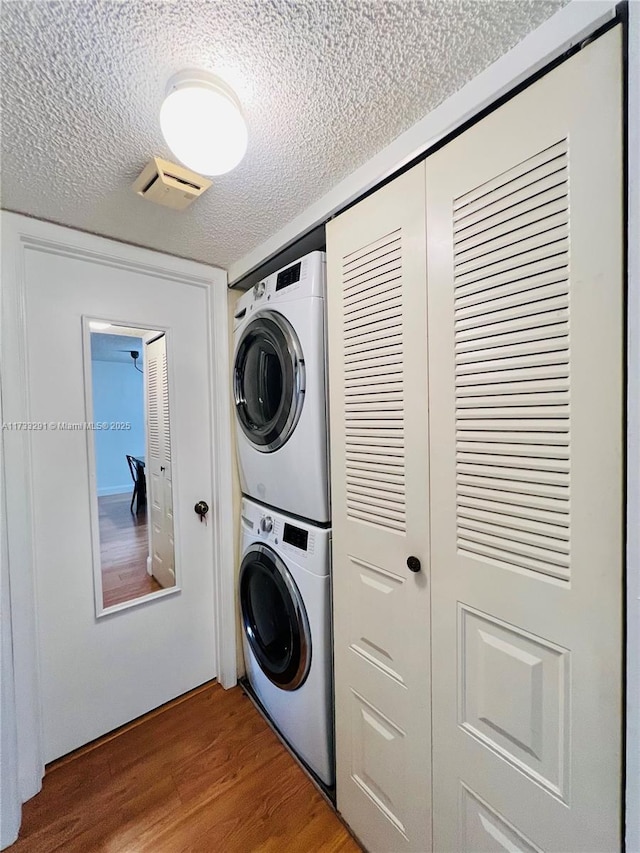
xmin=233 ymin=250 xmax=326 ymax=330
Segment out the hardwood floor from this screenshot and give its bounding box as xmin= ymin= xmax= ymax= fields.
xmin=13 ymin=682 xmax=361 ymax=853
xmin=99 ymin=492 xmax=161 ymax=608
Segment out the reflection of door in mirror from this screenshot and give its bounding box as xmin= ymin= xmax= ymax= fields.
xmin=87 ymin=321 xmax=177 ymax=616
xmin=145 ymin=333 xmax=175 ymax=589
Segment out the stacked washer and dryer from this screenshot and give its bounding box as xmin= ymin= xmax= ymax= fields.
xmin=232 ymin=251 xmax=334 ymax=788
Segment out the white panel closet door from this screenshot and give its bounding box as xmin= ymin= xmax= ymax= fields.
xmin=327 ymin=163 xmax=432 ymax=853
xmin=426 ymin=27 xmax=623 ymax=852
xmin=145 ymin=334 xmax=175 ymax=588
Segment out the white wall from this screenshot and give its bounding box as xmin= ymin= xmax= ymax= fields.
xmin=91 ymin=357 xmax=145 ymax=495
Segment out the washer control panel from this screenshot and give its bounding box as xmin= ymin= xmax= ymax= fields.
xmin=241 ymin=498 xmax=329 ymax=577
xmin=259 ymin=515 xmax=273 ymax=534
xmin=254 ymin=512 xmax=314 ymax=558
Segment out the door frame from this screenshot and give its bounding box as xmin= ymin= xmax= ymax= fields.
xmin=0 ymin=211 xmax=237 ymax=803
xmin=626 ymin=3 xmax=640 ymax=850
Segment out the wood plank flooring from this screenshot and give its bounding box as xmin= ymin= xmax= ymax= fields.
xmin=13 ymin=682 xmax=361 ymax=853
xmin=99 ymin=492 xmax=161 ymax=608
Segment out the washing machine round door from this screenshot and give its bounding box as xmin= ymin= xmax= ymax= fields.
xmin=233 ymin=312 xmax=305 ymax=453
xmin=239 ymin=544 xmax=311 ymax=691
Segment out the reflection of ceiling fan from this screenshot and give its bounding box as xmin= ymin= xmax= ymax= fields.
xmin=117 ymin=349 xmax=144 ymax=374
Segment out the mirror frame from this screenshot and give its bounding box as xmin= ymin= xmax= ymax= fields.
xmin=82 ymin=315 xmax=181 ymax=618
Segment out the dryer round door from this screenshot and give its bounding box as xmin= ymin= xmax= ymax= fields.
xmin=233 ymin=312 xmax=305 ymax=453
xmin=239 ymin=544 xmax=311 ymax=691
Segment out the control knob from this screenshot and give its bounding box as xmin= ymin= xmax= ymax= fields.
xmin=260 ymin=516 xmax=273 ymax=534
xmin=254 ymin=281 xmax=266 ymax=298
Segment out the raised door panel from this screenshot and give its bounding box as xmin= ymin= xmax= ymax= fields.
xmin=327 ymin=162 xmax=431 ymax=853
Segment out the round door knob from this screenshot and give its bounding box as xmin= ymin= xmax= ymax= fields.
xmin=260 ymin=516 xmax=273 ymax=533
xmin=407 ymin=556 xmax=421 ymax=573
xmin=194 ymin=500 xmax=209 ymax=518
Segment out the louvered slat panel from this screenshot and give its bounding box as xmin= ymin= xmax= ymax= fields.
xmin=457 ymin=505 xmax=568 ymax=540
xmin=345 ymin=345 xmax=403 ymax=365
xmin=457 ymin=479 xmax=568 ymax=506
xmin=345 ymin=327 xmax=403 ymax=349
xmin=455 ymin=281 xmax=569 ymax=322
xmin=455 ymin=256 xmax=569 ymax=298
xmin=343 ymin=229 xmax=401 ymax=264
xmin=455 ymin=307 xmax=569 ymax=344
xmin=162 ymin=350 xmax=171 ymax=462
xmin=455 ymin=337 xmax=569 ymax=367
xmin=344 ymin=278 xmax=403 ymax=306
xmin=455 ymin=197 xmax=568 ymax=254
xmin=345 ymin=402 xmax=404 ymax=413
xmin=458 ymin=418 xmax=568 ymax=433
xmin=457 ymin=440 xmax=569 ymax=460
xmin=343 ymin=230 xmax=406 ymax=532
xmin=347 ymin=476 xmax=405 ymax=494
xmin=347 ymin=440 xmax=404 ymax=452
xmin=457 ymin=493 xmax=570 ymax=526
xmin=346 ymin=374 xmax=403 ymax=390
xmin=344 ymin=293 xmax=402 ymax=321
xmin=345 ymin=359 xmax=404 ymax=378
xmin=345 ymin=383 xmax=403 ymax=398
xmin=457 ymin=384 xmax=568 ymax=401
xmin=347 ymin=410 xmax=404 ymax=421
xmin=454 ymin=140 xmax=570 ymax=581
xmin=457 ymin=430 xmax=568 ymax=446
xmin=454 ymin=227 xmax=568 ymax=278
xmin=456 ymin=364 xmax=569 ymax=383
xmin=455 ymin=211 xmax=568 ymax=264
xmin=148 ymin=358 xmax=160 ymax=459
xmin=346 ymin=459 xmax=405 ymax=475
xmin=453 ymin=140 xmax=567 ymax=214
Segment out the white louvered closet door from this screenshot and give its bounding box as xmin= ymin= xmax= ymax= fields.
xmin=327 ymin=163 xmax=432 ymax=853
xmin=145 ymin=333 xmax=175 ymax=589
xmin=427 ymin=27 xmax=623 ymax=852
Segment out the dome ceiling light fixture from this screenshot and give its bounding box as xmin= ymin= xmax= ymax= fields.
xmin=160 ymin=69 xmax=248 ymax=177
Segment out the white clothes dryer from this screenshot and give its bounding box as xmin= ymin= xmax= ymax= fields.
xmin=233 ymin=251 xmax=329 ymax=524
xmin=239 ymin=497 xmax=334 ymax=786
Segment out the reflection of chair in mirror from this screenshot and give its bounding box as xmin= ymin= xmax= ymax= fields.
xmin=126 ymin=455 xmax=146 ymax=515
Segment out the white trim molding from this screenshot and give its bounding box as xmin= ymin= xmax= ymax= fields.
xmin=208 ymin=269 xmax=238 ymax=689
xmin=0 ymin=214 xmax=237 ymax=829
xmin=626 ymin=2 xmax=640 ymax=851
xmin=1 ymin=216 xmax=45 ymax=806
xmin=228 ymin=0 xmax=617 ymax=285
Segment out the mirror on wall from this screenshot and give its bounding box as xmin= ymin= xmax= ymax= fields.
xmin=83 ymin=319 xmax=177 ymax=616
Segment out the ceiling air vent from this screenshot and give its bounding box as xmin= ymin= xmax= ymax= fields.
xmin=132 ymin=157 xmax=212 ymax=211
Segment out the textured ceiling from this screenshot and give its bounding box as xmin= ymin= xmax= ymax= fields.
xmin=1 ymin=0 xmax=566 ymax=271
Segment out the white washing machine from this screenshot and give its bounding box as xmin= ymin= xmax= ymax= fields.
xmin=233 ymin=251 xmax=329 ymax=524
xmin=239 ymin=497 xmax=334 ymax=786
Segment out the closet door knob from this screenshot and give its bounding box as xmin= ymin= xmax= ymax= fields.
xmin=407 ymin=556 xmax=421 ymax=573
